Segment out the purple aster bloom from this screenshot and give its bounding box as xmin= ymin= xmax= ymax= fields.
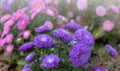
xmin=69 ymin=44 xmax=91 ymax=67
xmin=18 ymin=42 xmax=34 ymax=51
xmin=53 ymin=29 xmax=73 ymax=42
xmin=25 ymin=52 xmax=35 ymax=62
xmin=22 ymin=68 xmax=32 ymax=71
xmin=105 ymin=45 xmax=118 ymax=57
xmin=34 ymin=34 xmax=55 ymax=49
xmin=92 ymin=66 xmax=106 ymax=71
xmin=66 ymin=21 xmax=83 ymax=30
xmin=41 ymin=54 xmax=60 ymax=68
xmin=1 ymin=0 xmax=13 ymax=12
xmin=35 ymin=26 xmax=50 ymax=33
xmin=74 ymin=28 xmax=95 ymax=47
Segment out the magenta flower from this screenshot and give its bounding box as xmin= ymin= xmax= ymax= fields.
xmin=0 ymin=38 xmax=6 ymax=47
xmin=77 ymin=0 xmax=88 ymax=11
xmin=44 ymin=21 xmax=53 ymax=30
xmin=102 ymin=20 xmax=114 ymax=32
xmin=1 ymin=26 xmax=10 ymax=38
xmin=0 ymin=14 xmax=11 ymax=23
xmin=4 ymin=19 xmax=15 ymax=27
xmin=11 ymin=7 xmax=27 ymax=21
xmin=5 ymin=34 xmax=13 ymax=44
xmin=96 ymin=5 xmax=106 ymax=17
xmin=6 ymin=44 xmax=14 ymax=54
xmin=17 ymin=14 xmax=29 ymax=30
xmin=111 ymin=5 xmax=120 ymax=14
xmin=23 ymin=30 xmax=31 ymax=39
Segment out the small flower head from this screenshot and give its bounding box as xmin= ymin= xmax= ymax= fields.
xmin=25 ymin=52 xmax=35 ymax=62
xmin=34 ymin=34 xmax=55 ymax=49
xmin=67 ymin=11 xmax=74 ymax=18
xmin=17 ymin=14 xmax=29 ymax=30
xmin=69 ymin=44 xmax=91 ymax=67
xmin=5 ymin=34 xmax=13 ymax=44
xmin=74 ymin=28 xmax=95 ymax=47
xmin=18 ymin=42 xmax=34 ymax=51
xmin=35 ymin=25 xmax=50 ymax=33
xmin=41 ymin=54 xmax=60 ymax=68
xmin=23 ymin=30 xmax=31 ymax=39
xmin=44 ymin=21 xmax=53 ymax=30
xmin=96 ymin=5 xmax=106 ymax=17
xmin=0 ymin=14 xmax=11 ymax=23
xmin=92 ymin=66 xmax=106 ymax=71
xmin=53 ymin=29 xmax=73 ymax=42
xmin=29 ymin=0 xmax=45 ymax=14
xmin=22 ymin=68 xmax=32 ymax=71
xmin=111 ymin=5 xmax=120 ymax=14
xmin=77 ymin=0 xmax=88 ymax=11
xmin=66 ymin=21 xmax=83 ymax=30
xmin=46 ymin=6 xmax=59 ymax=17
xmin=105 ymin=44 xmax=118 ymax=57
xmin=102 ymin=20 xmax=114 ymax=32
xmin=6 ymin=44 xmax=14 ymax=54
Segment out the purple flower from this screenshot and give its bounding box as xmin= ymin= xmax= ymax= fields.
xmin=102 ymin=20 xmax=114 ymax=32
xmin=34 ymin=34 xmax=55 ymax=49
xmin=74 ymin=28 xmax=95 ymax=47
xmin=41 ymin=54 xmax=60 ymax=68
xmin=53 ymin=29 xmax=73 ymax=42
xmin=25 ymin=52 xmax=35 ymax=62
xmin=66 ymin=21 xmax=83 ymax=30
xmin=69 ymin=44 xmax=91 ymax=67
xmin=92 ymin=66 xmax=106 ymax=71
xmin=35 ymin=26 xmax=50 ymax=33
xmin=18 ymin=42 xmax=34 ymax=51
xmin=96 ymin=5 xmax=106 ymax=17
xmin=105 ymin=45 xmax=118 ymax=57
xmin=1 ymin=0 xmax=13 ymax=12
xmin=22 ymin=68 xmax=32 ymax=71
xmin=77 ymin=0 xmax=88 ymax=11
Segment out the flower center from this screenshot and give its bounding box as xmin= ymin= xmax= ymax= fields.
xmin=34 ymin=3 xmax=41 ymax=8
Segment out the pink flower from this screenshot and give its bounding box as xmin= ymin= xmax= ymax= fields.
xmin=1 ymin=26 xmax=10 ymax=38
xmin=30 ymin=0 xmax=45 ymax=18
xmin=54 ymin=0 xmax=59 ymax=5
xmin=66 ymin=0 xmax=71 ymax=4
xmin=76 ymin=16 xmax=81 ymax=22
xmin=111 ymin=5 xmax=120 ymax=14
xmin=0 ymin=14 xmax=11 ymax=23
xmin=6 ymin=44 xmax=14 ymax=54
xmin=0 ymin=38 xmax=6 ymax=47
xmin=102 ymin=20 xmax=114 ymax=32
xmin=5 ymin=34 xmax=13 ymax=44
xmin=44 ymin=21 xmax=53 ymax=30
xmin=45 ymin=0 xmax=52 ymax=4
xmin=57 ymin=21 xmax=65 ymax=29
xmin=17 ymin=14 xmax=29 ymax=30
xmin=77 ymin=0 xmax=88 ymax=11
xmin=46 ymin=6 xmax=59 ymax=17
xmin=11 ymin=7 xmax=27 ymax=21
xmin=58 ymin=15 xmax=68 ymax=22
xmin=23 ymin=30 xmax=31 ymax=39
xmin=96 ymin=5 xmax=106 ymax=17
xmin=4 ymin=19 xmax=15 ymax=27
xmin=67 ymin=11 xmax=74 ymax=18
